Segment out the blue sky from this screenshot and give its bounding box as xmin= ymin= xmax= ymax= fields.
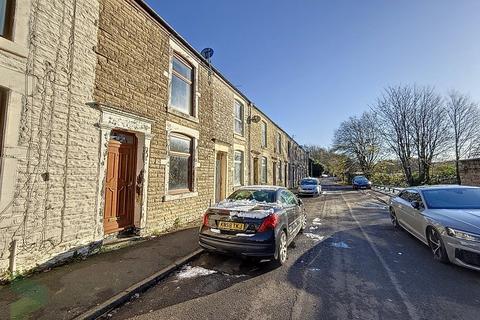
xmin=147 ymin=0 xmax=480 ymax=147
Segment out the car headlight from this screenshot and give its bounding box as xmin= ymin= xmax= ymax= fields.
xmin=445 ymin=227 xmax=480 ymax=242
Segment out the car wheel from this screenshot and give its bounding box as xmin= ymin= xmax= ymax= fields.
xmin=390 ymin=208 xmax=400 ymax=229
xmin=273 ymin=230 xmax=288 ymax=267
xmin=300 ymin=212 xmax=307 ymax=233
xmin=427 ymin=227 xmax=449 ymax=263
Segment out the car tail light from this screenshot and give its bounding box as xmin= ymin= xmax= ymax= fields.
xmin=202 ymin=212 xmax=209 ymax=226
xmin=257 ymin=214 xmax=279 ymax=232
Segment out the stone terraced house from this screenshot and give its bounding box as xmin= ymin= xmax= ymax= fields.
xmin=0 ymin=0 xmax=308 ymax=275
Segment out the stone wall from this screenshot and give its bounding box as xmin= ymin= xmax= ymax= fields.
xmin=459 ymin=158 xmax=480 ymax=186
xmin=0 ymin=0 xmax=309 ymax=274
xmin=0 ymin=0 xmax=101 ymax=273
xmin=94 ymin=0 xmax=309 ymax=235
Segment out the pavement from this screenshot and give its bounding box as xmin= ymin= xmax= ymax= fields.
xmin=0 ymin=227 xmax=201 ymax=320
xmin=105 ymin=185 xmax=480 ymax=320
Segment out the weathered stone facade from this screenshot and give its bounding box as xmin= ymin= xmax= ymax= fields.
xmin=0 ymin=0 xmax=308 ymax=274
xmin=459 ymin=158 xmax=480 ymax=186
xmin=0 ymin=0 xmax=101 ymax=274
xmin=93 ymin=0 xmax=308 ymax=235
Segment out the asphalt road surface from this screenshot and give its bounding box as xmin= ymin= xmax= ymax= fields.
xmin=104 ymin=185 xmax=480 ymax=320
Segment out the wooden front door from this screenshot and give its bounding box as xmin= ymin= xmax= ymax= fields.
xmin=104 ymin=131 xmax=137 ymax=234
xmin=215 ymin=152 xmax=226 ymax=203
xmin=253 ymin=158 xmax=259 ymax=184
xmin=273 ymin=162 xmax=277 ymax=185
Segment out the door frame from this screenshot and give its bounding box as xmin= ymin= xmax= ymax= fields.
xmin=103 ymin=130 xmax=138 ymax=234
xmin=92 ymin=103 xmax=154 ymax=238
xmin=215 ymin=151 xmax=227 ymax=203
xmin=214 ymin=143 xmax=229 ymax=203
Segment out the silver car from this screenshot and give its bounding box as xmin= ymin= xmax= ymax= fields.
xmin=389 ymin=185 xmax=480 ymax=271
xmin=298 ymin=177 xmax=322 ymax=197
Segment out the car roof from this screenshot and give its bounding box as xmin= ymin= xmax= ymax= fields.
xmin=236 ymin=185 xmax=286 ymax=191
xmin=407 ymin=185 xmax=480 ymax=191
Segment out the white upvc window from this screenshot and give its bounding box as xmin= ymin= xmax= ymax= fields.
xmin=261 ymin=121 xmax=267 ymax=148
xmin=261 ymin=156 xmax=267 ymax=184
xmin=276 ymin=132 xmax=282 ymax=154
xmin=234 ymin=100 xmax=244 ymax=136
xmin=0 ymin=0 xmax=14 ymax=40
xmin=170 ymin=54 xmax=194 ymax=116
xmin=234 ymin=150 xmax=244 ymax=186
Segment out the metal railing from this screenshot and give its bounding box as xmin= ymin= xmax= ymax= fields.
xmin=372 ymin=185 xmax=405 ymax=195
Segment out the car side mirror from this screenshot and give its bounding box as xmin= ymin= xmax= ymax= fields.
xmin=411 ymin=201 xmax=421 ymax=210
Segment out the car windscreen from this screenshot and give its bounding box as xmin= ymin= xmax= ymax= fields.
xmin=227 ymin=189 xmax=276 ymax=203
xmin=354 ymin=177 xmax=368 ymax=183
xmin=422 ymin=188 xmax=480 ymax=209
xmin=301 ymin=179 xmax=317 ymax=185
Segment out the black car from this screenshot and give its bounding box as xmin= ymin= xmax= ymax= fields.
xmin=352 ymin=176 xmax=372 ymax=190
xmin=199 ymin=186 xmax=306 ymax=266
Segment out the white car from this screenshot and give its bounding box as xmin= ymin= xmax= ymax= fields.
xmin=298 ymin=178 xmax=322 ymax=197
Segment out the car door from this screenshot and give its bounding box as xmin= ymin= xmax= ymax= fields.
xmin=394 ymin=190 xmax=415 ymax=230
xmin=399 ymin=190 xmax=422 ymax=234
xmin=408 ymin=191 xmax=427 ymax=241
xmin=280 ymin=190 xmax=298 ymax=238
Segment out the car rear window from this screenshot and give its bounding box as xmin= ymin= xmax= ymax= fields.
xmin=301 ymin=179 xmax=317 ymax=185
xmin=422 ymin=188 xmax=480 ymax=209
xmin=228 ymin=189 xmax=276 ymax=203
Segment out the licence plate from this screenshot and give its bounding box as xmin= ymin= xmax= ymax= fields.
xmin=217 ymin=221 xmax=245 ymax=231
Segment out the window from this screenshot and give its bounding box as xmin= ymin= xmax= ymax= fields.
xmin=170 ymin=55 xmax=194 ymax=115
xmin=0 ymin=87 xmax=7 ymax=155
xmin=169 ymin=133 xmax=193 ymax=192
xmin=280 ymin=190 xmax=297 ymax=205
xmin=0 ymin=0 xmax=15 ymax=40
xmin=261 ymin=156 xmax=267 ymax=184
xmin=234 ymin=100 xmax=244 ymax=136
xmin=276 ymin=133 xmax=282 ymax=154
xmin=288 ymin=141 xmax=291 ymax=155
xmin=234 ymin=150 xmax=244 ymax=186
xmin=261 ymin=121 xmax=267 ymax=148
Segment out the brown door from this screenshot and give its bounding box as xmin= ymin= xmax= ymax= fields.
xmin=253 ymin=158 xmax=259 ymax=184
xmin=215 ymin=152 xmax=226 ymax=203
xmin=272 ymin=162 xmax=277 ymax=185
xmin=104 ymin=131 xmax=137 ymax=234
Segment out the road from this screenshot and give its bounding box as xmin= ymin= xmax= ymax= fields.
xmin=104 ymin=185 xmax=480 ymax=320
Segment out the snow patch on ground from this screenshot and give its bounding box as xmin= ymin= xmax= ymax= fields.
xmin=304 ymin=233 xmax=324 ymax=241
xmin=331 ymin=241 xmax=351 ymax=249
xmin=176 ymin=265 xmax=217 ymax=280
xmin=312 ymin=218 xmax=322 ymax=225
xmin=309 ymin=226 xmax=319 ymax=231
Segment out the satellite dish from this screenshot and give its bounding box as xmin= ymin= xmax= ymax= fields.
xmin=201 ymin=48 xmax=214 ymax=60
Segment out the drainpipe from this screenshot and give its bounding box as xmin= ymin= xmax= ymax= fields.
xmin=9 ymin=240 xmax=17 ymax=274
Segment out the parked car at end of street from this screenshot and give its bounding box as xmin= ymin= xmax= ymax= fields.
xmin=199 ymin=186 xmax=306 ymax=267
xmin=389 ymin=185 xmax=480 ymax=271
xmin=352 ymin=176 xmax=372 ymax=190
xmin=298 ymin=177 xmax=322 ymax=196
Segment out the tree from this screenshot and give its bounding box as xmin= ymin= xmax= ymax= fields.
xmin=409 ymin=86 xmax=450 ymax=184
xmin=332 ymin=112 xmax=383 ymax=178
xmin=372 ymin=86 xmax=416 ymax=185
xmin=446 ymin=91 xmax=480 ymax=184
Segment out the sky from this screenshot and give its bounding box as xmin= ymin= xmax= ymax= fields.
xmin=147 ymin=0 xmax=480 ymax=147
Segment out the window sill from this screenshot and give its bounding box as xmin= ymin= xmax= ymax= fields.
xmin=234 ymin=133 xmax=246 ymax=141
xmin=0 ymin=37 xmax=28 ymax=58
xmin=163 ymin=191 xmax=198 ymax=202
xmin=167 ymin=107 xmax=199 ymax=123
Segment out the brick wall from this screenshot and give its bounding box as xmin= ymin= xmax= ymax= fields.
xmin=459 ymin=159 xmax=480 ymax=186
xmin=0 ymin=0 xmax=101 ymax=273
